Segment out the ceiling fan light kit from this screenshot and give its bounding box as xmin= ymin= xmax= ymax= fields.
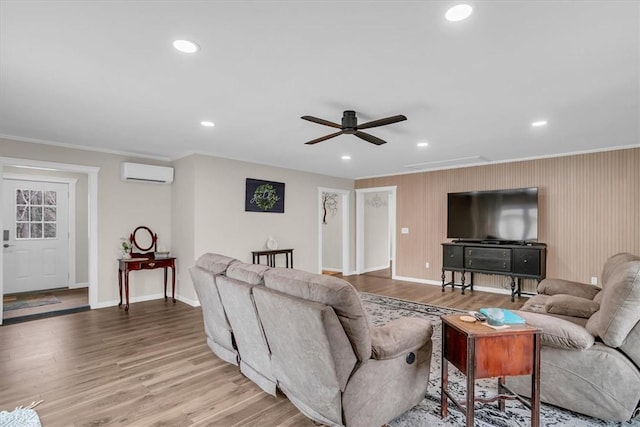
xmin=301 ymin=110 xmax=407 ymax=146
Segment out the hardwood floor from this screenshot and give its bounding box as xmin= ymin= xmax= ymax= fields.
xmin=0 ymin=271 xmax=525 ymax=426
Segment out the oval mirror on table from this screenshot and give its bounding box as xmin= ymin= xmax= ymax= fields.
xmin=130 ymin=226 xmax=157 ymax=257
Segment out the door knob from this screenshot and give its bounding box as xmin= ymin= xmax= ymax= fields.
xmin=3 ymin=243 xmax=13 ymax=248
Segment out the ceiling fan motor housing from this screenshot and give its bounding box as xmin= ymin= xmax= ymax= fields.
xmin=342 ymin=110 xmax=358 ymax=133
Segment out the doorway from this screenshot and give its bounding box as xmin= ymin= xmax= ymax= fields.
xmin=318 ymin=187 xmax=350 ymax=275
xmin=0 ymin=157 xmax=99 ymax=325
xmin=355 ymin=186 xmax=397 ymax=278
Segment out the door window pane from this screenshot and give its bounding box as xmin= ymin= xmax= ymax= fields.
xmin=44 ymin=223 xmax=57 ymax=238
xmin=30 ymin=190 xmax=42 ymax=205
xmin=30 ymin=223 xmax=43 ymax=239
xmin=44 ymin=207 xmax=56 ymax=221
xmin=16 ymin=223 xmax=29 ymax=239
xmin=44 ymin=191 xmax=56 ymax=205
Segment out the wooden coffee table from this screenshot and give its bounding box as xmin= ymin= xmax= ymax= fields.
xmin=440 ymin=314 xmax=541 ymax=427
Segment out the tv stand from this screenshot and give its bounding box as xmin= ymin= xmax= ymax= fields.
xmin=441 ymin=242 xmax=547 ymax=302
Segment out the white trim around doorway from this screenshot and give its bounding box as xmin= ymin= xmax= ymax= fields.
xmin=317 ymin=187 xmax=351 ymax=276
xmin=0 ymin=157 xmax=99 ymax=315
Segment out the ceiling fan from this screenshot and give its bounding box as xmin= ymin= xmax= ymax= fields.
xmin=301 ymin=110 xmax=407 ymax=145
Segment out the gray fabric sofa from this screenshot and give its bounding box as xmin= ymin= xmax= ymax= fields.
xmin=506 ymin=253 xmax=640 ymax=422
xmin=190 ymin=253 xmax=434 ymax=427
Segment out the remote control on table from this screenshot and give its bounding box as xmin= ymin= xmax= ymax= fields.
xmin=468 ymin=311 xmax=487 ymax=322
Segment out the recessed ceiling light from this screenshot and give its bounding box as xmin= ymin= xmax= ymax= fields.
xmin=445 ymin=4 xmax=473 ymax=22
xmin=201 ymin=121 xmax=215 ymax=127
xmin=531 ymin=120 xmax=548 ymax=127
xmin=417 ymin=142 xmax=429 ymax=147
xmin=341 ymin=155 xmax=351 ymax=160
xmin=173 ymin=39 xmax=200 ymax=53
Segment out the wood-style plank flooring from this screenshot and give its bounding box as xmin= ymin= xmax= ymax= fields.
xmin=0 ymin=270 xmax=524 ymax=426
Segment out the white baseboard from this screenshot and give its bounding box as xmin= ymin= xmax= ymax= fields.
xmin=322 ymin=267 xmax=342 ymax=272
xmin=393 ymin=275 xmax=441 ymax=286
xmin=92 ymin=293 xmax=201 ymax=309
xmin=69 ymin=282 xmax=89 ymax=289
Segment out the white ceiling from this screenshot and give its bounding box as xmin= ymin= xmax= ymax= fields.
xmin=1 ymin=1 xmax=638 ymax=179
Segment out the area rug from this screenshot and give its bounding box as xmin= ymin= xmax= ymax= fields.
xmin=360 ymin=293 xmax=637 ymax=427
xmin=3 ymin=293 xmax=61 ymax=312
xmin=0 ymin=401 xmax=43 ymax=427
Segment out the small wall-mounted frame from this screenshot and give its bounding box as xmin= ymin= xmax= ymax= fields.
xmin=245 ymin=178 xmax=285 ymax=213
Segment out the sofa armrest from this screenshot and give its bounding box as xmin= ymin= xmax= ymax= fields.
xmin=537 ymin=278 xmax=601 ymax=300
xmin=370 ymin=317 xmax=433 ymax=360
xmin=544 ymin=294 xmax=600 ymax=318
xmin=514 ymin=310 xmax=595 ymax=350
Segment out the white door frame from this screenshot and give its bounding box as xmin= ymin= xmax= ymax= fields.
xmin=355 ymin=186 xmax=397 ymax=277
xmin=0 ymin=157 xmax=99 ymax=325
xmin=3 ymin=173 xmax=78 ymax=288
xmin=317 ymin=187 xmax=350 ymax=275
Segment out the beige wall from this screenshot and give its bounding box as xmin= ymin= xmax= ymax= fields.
xmin=356 ymin=148 xmax=640 ymax=292
xmin=1 ymin=138 xmax=172 ymax=305
xmin=173 ymin=154 xmax=354 ymax=303
xmin=3 ymin=166 xmax=89 ymax=285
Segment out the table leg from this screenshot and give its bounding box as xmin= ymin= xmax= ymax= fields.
xmin=510 ymin=277 xmax=516 ymax=302
xmin=118 ymin=268 xmax=123 ymax=307
xmin=290 ymin=251 xmax=293 ymax=268
xmin=171 ymin=265 xmax=176 ymax=303
xmin=498 ymin=376 xmax=506 ymax=412
xmin=461 ymin=272 xmax=466 ymax=295
xmin=531 ymin=333 xmax=541 ymax=427
xmin=163 ymin=267 xmax=168 ymax=301
xmin=466 ymin=336 xmax=475 ymax=426
xmin=441 ymin=357 xmax=449 ymax=417
xmin=124 ymin=271 xmax=130 ymax=312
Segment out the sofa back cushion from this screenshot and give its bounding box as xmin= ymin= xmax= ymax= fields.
xmin=226 ymin=262 xmax=271 ymax=285
xmin=195 ymin=253 xmax=239 ymax=275
xmin=587 ymin=259 xmax=640 ymax=348
xmin=601 ymin=253 xmax=640 ymax=288
xmin=264 ymin=268 xmax=372 ymax=361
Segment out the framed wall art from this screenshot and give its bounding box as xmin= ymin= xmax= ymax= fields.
xmin=245 ymin=178 xmax=285 ymax=213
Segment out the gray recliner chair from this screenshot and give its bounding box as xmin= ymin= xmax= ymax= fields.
xmin=252 ymin=267 xmax=434 ymax=427
xmin=189 ymin=253 xmax=240 ymax=365
xmin=506 ymin=253 xmax=640 ymax=422
xmin=216 ymin=262 xmax=277 ymax=395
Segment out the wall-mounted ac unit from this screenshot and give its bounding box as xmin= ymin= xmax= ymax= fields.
xmin=120 ymin=162 xmax=174 ymax=184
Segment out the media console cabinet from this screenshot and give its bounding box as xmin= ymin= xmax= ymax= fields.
xmin=441 ymin=242 xmax=547 ymax=302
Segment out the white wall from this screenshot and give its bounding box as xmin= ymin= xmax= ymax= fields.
xmin=3 ymin=166 xmax=89 ymax=285
xmin=175 ymin=154 xmax=353 ymax=303
xmin=364 ymin=191 xmax=390 ymax=271
xmin=1 ymin=138 xmax=172 ymax=305
xmin=321 ymin=192 xmax=342 ymax=271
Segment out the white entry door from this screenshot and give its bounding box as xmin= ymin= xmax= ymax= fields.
xmin=2 ymin=179 xmax=70 ymax=293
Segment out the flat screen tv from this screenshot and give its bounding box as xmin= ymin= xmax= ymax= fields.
xmin=447 ymin=187 xmax=538 ymax=243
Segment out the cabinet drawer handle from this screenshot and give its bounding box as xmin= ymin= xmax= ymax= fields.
xmin=524 ymin=259 xmax=528 ymax=263
xmin=148 ymin=262 xmax=155 ymax=267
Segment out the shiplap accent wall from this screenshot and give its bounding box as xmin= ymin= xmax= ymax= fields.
xmin=356 ymin=148 xmax=640 ymax=292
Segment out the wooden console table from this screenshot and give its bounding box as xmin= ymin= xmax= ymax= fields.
xmin=118 ymin=257 xmax=176 ymax=311
xmin=252 ymin=249 xmax=294 ymax=268
xmin=442 ymin=242 xmax=547 ymax=301
xmin=441 ymin=315 xmax=541 ymax=426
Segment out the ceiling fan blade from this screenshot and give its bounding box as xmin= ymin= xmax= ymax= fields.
xmin=304 ymin=131 xmax=344 ymax=145
xmin=357 ymin=114 xmax=407 ymax=130
xmin=354 ymin=131 xmax=387 ymax=145
xmin=301 ymin=116 xmax=342 ymax=129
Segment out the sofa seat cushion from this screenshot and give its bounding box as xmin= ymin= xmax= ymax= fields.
xmin=195 ymin=253 xmax=239 ymax=275
xmin=264 ymin=268 xmax=372 ymax=361
xmin=586 ymin=260 xmax=640 ymax=347
xmin=514 ymin=310 xmax=594 ymax=350
xmin=544 ymin=294 xmax=600 ymax=318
